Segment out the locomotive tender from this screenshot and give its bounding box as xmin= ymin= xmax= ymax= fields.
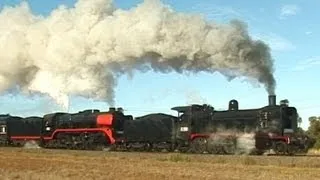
xmin=0 ymin=95 xmax=315 ymax=155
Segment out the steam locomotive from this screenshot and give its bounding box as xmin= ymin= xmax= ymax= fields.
xmin=0 ymin=95 xmax=315 ymax=155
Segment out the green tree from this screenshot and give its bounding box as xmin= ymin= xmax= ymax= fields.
xmin=307 ymin=116 xmax=320 ymax=149
xmin=295 ymin=114 xmax=304 ymax=134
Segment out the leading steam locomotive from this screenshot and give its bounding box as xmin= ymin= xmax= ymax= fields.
xmin=0 ymin=95 xmax=315 ymax=155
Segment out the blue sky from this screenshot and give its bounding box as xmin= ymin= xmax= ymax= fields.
xmin=0 ymin=0 xmax=319 ymax=130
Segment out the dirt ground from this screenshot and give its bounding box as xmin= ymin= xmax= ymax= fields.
xmin=1 ymin=147 xmax=320 ymax=180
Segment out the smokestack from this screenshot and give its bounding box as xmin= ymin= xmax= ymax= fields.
xmin=268 ymin=95 xmax=276 ymax=106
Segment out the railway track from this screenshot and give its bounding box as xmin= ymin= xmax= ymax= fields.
xmin=2 ymin=140 xmax=314 ymax=157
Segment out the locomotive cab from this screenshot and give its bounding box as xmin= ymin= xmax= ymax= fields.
xmin=0 ymin=122 xmax=7 ymax=135
xmin=0 ymin=118 xmax=8 ymax=145
xmin=280 ymin=103 xmax=298 ymax=135
xmin=0 ymin=115 xmax=9 ymax=135
xmin=258 ymin=96 xmax=298 ymax=136
xmin=259 ymin=101 xmax=298 ymax=136
xmin=171 ymin=104 xmax=214 ymax=142
xmin=42 ymin=112 xmax=67 ymax=136
xmin=110 ymin=108 xmax=134 ymax=140
xmin=171 ymin=106 xmax=192 ymax=142
xmin=277 ymin=104 xmax=314 ymax=153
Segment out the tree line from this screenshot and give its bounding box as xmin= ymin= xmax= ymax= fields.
xmin=303 ymin=116 xmax=320 ymax=149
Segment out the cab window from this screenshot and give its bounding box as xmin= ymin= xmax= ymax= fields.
xmin=0 ymin=125 xmax=7 ymax=134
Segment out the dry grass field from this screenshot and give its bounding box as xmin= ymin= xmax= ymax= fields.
xmin=1 ymin=147 xmax=320 ymax=180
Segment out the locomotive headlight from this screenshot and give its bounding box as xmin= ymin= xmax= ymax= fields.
xmin=46 ymin=127 xmax=51 ymax=131
xmin=180 ymin=127 xmax=189 ymax=132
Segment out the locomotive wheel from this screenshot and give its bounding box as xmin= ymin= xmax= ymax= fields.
xmin=190 ymin=137 xmax=207 ymax=154
xmin=208 ymin=145 xmax=223 ymax=154
xmin=79 ymin=133 xmax=93 ymax=150
xmin=273 ymin=141 xmax=288 ymax=155
xmin=175 ymin=142 xmax=189 ymax=153
xmin=286 ymin=144 xmax=297 ymax=156
xmin=250 ymin=149 xmax=265 ymax=155
xmin=223 ymin=142 xmax=236 ymax=155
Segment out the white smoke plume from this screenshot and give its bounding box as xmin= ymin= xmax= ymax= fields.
xmin=207 ymin=128 xmax=257 ymax=155
xmin=236 ymin=133 xmax=256 ymax=155
xmin=0 ymin=0 xmax=276 ymax=109
xmin=185 ymin=89 xmax=207 ymax=105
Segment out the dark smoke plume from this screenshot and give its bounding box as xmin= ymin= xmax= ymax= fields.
xmin=0 ymin=0 xmax=276 ymax=109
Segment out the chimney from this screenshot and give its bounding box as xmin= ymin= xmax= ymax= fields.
xmin=268 ymin=95 xmax=276 ymax=106
xmin=117 ymin=107 xmax=124 ymax=113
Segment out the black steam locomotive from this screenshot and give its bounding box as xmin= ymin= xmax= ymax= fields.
xmin=0 ymin=95 xmax=315 ymax=155
xmin=113 ymin=95 xmax=315 ymax=155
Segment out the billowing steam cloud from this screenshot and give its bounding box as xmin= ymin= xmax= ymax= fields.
xmin=0 ymin=0 xmax=276 ymax=109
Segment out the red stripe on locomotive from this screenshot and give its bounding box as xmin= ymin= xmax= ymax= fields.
xmin=11 ymin=136 xmax=41 ymax=140
xmin=42 ymin=128 xmax=115 ymax=144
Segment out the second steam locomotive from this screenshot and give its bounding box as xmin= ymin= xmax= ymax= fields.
xmin=0 ymin=95 xmax=315 ymax=155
